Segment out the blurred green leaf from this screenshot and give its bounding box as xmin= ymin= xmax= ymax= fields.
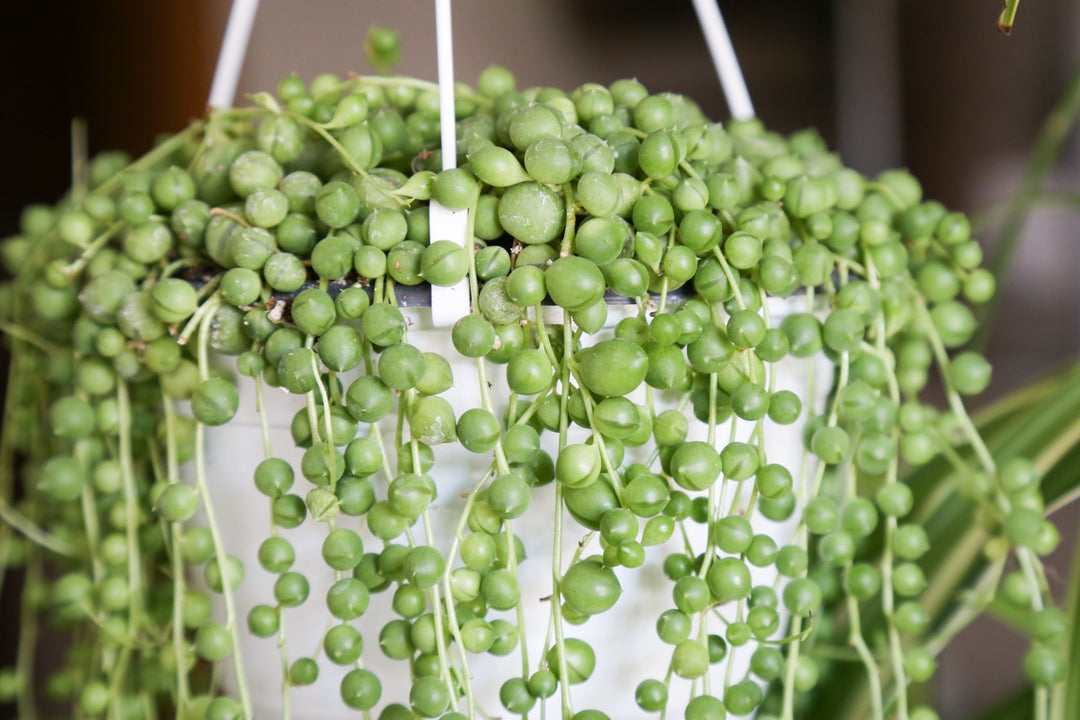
xmin=1049 ymin=520 xmax=1080 ymax=720
xmin=806 ymin=362 xmax=1080 ymax=720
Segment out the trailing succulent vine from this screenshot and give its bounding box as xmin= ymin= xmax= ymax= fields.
xmin=0 ymin=26 xmax=1066 ymax=720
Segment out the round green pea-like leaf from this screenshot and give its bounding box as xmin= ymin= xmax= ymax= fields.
xmin=497 ymin=182 xmax=565 ymax=245
xmin=561 ymin=560 xmax=621 ymax=616
xmin=669 ymin=441 xmax=721 ymax=491
xmin=575 ymin=339 xmax=649 ymax=397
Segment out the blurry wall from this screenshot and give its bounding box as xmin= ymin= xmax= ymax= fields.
xmin=3 ymin=1 xmax=1080 ymax=718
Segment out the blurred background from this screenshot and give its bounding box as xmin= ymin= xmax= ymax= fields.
xmin=1 ymin=1 xmax=1079 ymax=717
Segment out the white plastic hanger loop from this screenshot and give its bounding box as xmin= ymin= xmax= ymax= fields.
xmin=691 ymin=0 xmax=755 ymax=120
xmin=429 ymin=0 xmax=472 ymax=328
xmin=208 ymin=0 xmax=261 ymax=110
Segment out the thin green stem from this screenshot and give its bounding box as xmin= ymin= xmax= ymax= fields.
xmin=194 ymin=308 xmax=253 ymax=718
xmin=563 ymin=371 xmax=623 ymax=499
xmin=177 ymin=292 xmax=222 ymax=346
xmin=1017 ymin=548 xmax=1046 ymax=613
xmin=441 ymin=509 xmax=481 ymax=720
xmin=161 ymin=396 xmax=190 ymax=711
xmin=845 ymin=593 xmax=884 ymax=720
xmin=17 ymin=548 xmax=42 ymax=720
xmin=865 ymin=250 xmax=909 ymax=720
xmin=1036 ymin=687 xmax=1050 ymax=720
xmin=420 ymin=509 xmax=459 ymax=711
xmin=78 ymin=480 xmax=104 ymax=582
xmin=552 ymin=313 xmax=574 ymax=718
xmin=159 ymin=257 xmax=198 ymax=281
xmin=998 ymin=0 xmax=1020 ymax=33
xmin=914 ymin=296 xmax=996 ymax=474
xmin=117 ymin=382 xmax=147 ymax=631
xmin=0 ymin=494 xmax=77 ymax=556
xmin=505 ymin=518 xmax=531 ymax=682
xmin=116 ymin=383 xmax=158 ymax=716
xmin=0 ymin=348 xmax=24 ymax=603
xmin=711 ymin=246 xmax=746 ymax=309
xmin=251 ymin=372 xmax=291 ymax=719
xmin=0 ymin=320 xmax=63 ymax=355
xmin=346 ymin=74 xmax=491 ymax=106
xmin=253 ymin=376 xmax=274 ymax=461
xmin=61 ymin=221 xmax=124 ymax=279
xmin=97 ymin=121 xmax=204 ymax=196
xmin=780 ymin=616 xmax=803 ymax=720
xmin=924 ymin=558 xmax=1005 ymax=656
xmin=474 ymin=354 xmax=511 ymax=475
xmin=917 ymin=296 xmax=1050 ymax=720
xmin=842 ymin=405 xmax=884 ymax=720
xmin=865 ymin=182 xmax=907 ymax=212
xmin=559 ymin=185 xmax=577 ymax=256
xmin=308 ymin=343 xmax=340 ymax=492
xmin=286 ymin=112 xmax=403 ymax=208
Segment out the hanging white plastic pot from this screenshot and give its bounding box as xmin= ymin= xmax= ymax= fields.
xmin=190 ymin=0 xmax=805 ymax=715
xmin=197 ymin=295 xmax=829 ymax=720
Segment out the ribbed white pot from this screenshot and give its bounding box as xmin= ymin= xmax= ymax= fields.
xmin=199 ymin=298 xmax=827 ymax=719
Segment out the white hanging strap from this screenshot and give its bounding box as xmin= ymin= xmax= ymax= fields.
xmin=434 ymin=0 xmax=459 ymax=173
xmin=691 ymin=0 xmax=755 ymax=120
xmin=208 ymin=0 xmax=261 ymax=110
xmin=429 ymin=0 xmax=472 ymax=327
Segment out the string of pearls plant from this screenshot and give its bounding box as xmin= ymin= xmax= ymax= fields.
xmin=0 ymin=28 xmax=1065 ymax=720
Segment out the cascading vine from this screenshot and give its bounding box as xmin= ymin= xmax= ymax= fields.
xmin=0 ymin=26 xmax=1066 ymax=720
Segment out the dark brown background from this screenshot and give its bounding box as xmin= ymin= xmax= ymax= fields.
xmin=1 ymin=1 xmax=1078 ymax=717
